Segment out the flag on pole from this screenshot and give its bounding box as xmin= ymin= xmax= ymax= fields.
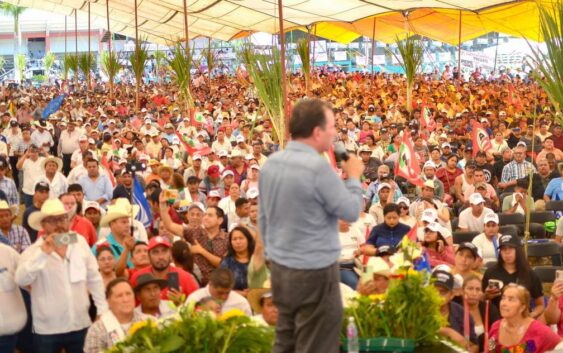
xmin=420 ymin=104 xmax=435 ymax=132
xmin=175 ymin=131 xmax=195 ymax=156
xmin=100 ymin=154 xmax=116 ymax=187
xmin=192 ymin=112 xmax=206 ymax=125
xmin=132 ymin=175 xmax=153 ymax=227
xmin=42 ymin=95 xmax=65 ymax=119
xmin=471 ymin=120 xmax=493 ymax=157
xmin=8 ymin=101 xmax=16 ymax=117
xmin=395 ymin=132 xmax=424 ymax=187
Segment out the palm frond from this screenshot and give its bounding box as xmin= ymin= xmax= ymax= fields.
xmin=44 ymin=52 xmax=55 ymax=72
xmin=388 ymin=35 xmax=423 ymax=112
xmin=0 ymin=56 xmax=5 ymax=72
xmin=100 ymin=50 xmax=121 ymax=98
xmin=130 ymin=37 xmax=149 ymax=86
xmin=0 ymin=3 xmax=26 ymax=17
xmin=154 ymin=49 xmax=167 ymax=83
xmin=78 ymin=53 xmax=95 ymax=78
xmin=239 ymin=44 xmax=286 ymax=148
xmin=16 ymin=53 xmax=26 ymax=81
xmin=296 ymin=38 xmax=310 ymax=94
xmin=528 ymin=2 xmax=563 ymax=127
xmin=167 ymin=43 xmax=194 ymax=112
xmin=203 ymin=47 xmax=218 ymax=76
xmin=62 ymin=54 xmax=74 ymax=80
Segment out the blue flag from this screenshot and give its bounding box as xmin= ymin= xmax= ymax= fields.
xmin=414 ymin=252 xmax=432 ymax=273
xmin=132 ymin=175 xmax=152 ymax=227
xmin=42 ymin=95 xmax=65 ymax=119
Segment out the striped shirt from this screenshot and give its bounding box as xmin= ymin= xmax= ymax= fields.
xmin=0 ymin=225 xmax=31 ymax=253
xmin=0 ymin=176 xmax=19 ymax=210
xmin=501 ymin=160 xmax=536 ymax=183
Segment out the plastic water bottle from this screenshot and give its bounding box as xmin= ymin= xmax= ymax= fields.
xmin=346 ymin=316 xmax=359 ymax=353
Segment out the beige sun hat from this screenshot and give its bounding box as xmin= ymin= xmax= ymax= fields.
xmin=247 ymin=280 xmax=272 ymax=314
xmin=42 ymin=156 xmax=63 ymax=172
xmin=113 ymin=198 xmax=139 ymax=218
xmin=100 ymin=203 xmax=132 ymax=227
xmin=28 ymin=199 xmax=67 ymax=231
xmin=0 ymin=200 xmax=18 ymax=215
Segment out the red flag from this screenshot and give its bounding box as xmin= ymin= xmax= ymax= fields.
xmin=101 ymin=154 xmax=116 ymax=187
xmin=471 ymin=120 xmax=493 ymax=157
xmin=325 ymin=146 xmax=337 ymax=171
xmin=175 ymin=131 xmax=195 ymax=157
xmin=406 ymin=226 xmax=418 ymax=242
xmin=419 ymin=104 xmax=436 ymax=132
xmin=395 ymin=132 xmax=424 ymax=187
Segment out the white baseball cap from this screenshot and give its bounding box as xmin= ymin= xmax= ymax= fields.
xmin=377 ymin=183 xmax=391 ymax=192
xmin=397 ymin=196 xmax=410 ymax=207
xmin=217 ymin=150 xmax=228 ymax=157
xmin=484 ymin=213 xmax=499 ymax=224
xmin=421 ymin=208 xmax=438 ymax=223
xmin=192 ymin=154 xmax=202 ymax=161
xmin=469 ymin=193 xmax=485 ymax=205
xmin=208 ymin=190 xmax=221 ymax=199
xmin=236 ymin=135 xmax=245 ymax=143
xmin=221 ymin=170 xmax=234 ymax=179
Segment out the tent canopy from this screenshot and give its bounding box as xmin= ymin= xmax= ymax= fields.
xmin=0 ymin=0 xmax=554 ymax=45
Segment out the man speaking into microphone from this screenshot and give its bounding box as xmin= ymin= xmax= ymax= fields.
xmin=259 ymin=98 xmax=364 ymax=353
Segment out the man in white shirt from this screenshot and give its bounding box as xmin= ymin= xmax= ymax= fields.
xmin=15 ymin=199 xmax=107 ymax=353
xmin=58 ymin=121 xmax=81 ymax=176
xmin=30 ymin=120 xmax=54 ymax=154
xmin=0 ymin=243 xmax=27 ymax=352
xmin=186 ymin=268 xmax=251 ymax=316
xmin=70 ymin=135 xmax=90 ymax=169
xmin=211 ymin=130 xmax=233 ymax=154
xmin=16 ymin=144 xmax=45 ymax=208
xmin=472 ymin=213 xmax=500 ymax=265
xmin=457 ymin=193 xmax=494 ymax=233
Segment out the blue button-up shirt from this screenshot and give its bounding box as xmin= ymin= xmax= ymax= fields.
xmin=78 ymin=174 xmax=113 ymax=207
xmin=258 ymin=141 xmax=364 ymax=269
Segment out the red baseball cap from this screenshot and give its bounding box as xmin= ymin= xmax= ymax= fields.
xmin=147 ymin=236 xmax=171 ymax=251
xmin=207 ymin=165 xmax=220 ymax=178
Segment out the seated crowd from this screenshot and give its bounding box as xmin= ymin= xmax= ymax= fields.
xmin=0 ymin=68 xmax=563 ymax=353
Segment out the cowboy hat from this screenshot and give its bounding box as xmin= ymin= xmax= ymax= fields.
xmin=113 ymin=198 xmax=139 ymax=218
xmin=158 ymin=163 xmax=173 ymax=174
xmin=28 ymin=199 xmax=68 ymax=231
xmin=0 ymin=200 xmax=18 ymax=215
xmin=247 ymin=280 xmax=272 ymax=315
xmin=42 ymin=156 xmax=63 ymax=172
xmin=100 ymin=203 xmax=132 ymax=227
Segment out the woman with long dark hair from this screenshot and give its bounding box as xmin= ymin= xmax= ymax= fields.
xmin=463 ymin=275 xmax=500 ymax=352
xmin=220 ymin=226 xmax=255 ymax=294
xmin=482 ymin=234 xmax=544 ymax=318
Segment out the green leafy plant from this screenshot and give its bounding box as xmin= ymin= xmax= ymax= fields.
xmin=32 ymin=74 xmax=46 ymax=83
xmin=0 ymin=56 xmax=5 ymax=72
xmin=154 ymin=49 xmax=168 ymax=84
xmin=78 ymin=53 xmax=96 ymax=88
xmin=296 ymin=38 xmax=311 ymax=94
xmin=16 ymin=53 xmax=26 ymax=82
xmin=44 ymin=52 xmax=55 ymax=73
xmin=388 ymin=36 xmax=424 ymax=113
xmin=239 ymin=44 xmax=286 ymax=148
xmin=63 ymin=53 xmax=79 ymax=85
xmin=100 ymin=50 xmax=122 ymax=99
xmin=130 ymin=37 xmax=149 ymax=112
xmin=202 ymin=38 xmax=218 ymax=86
xmin=167 ymin=42 xmax=194 ymax=116
xmin=528 ymin=3 xmax=563 ymax=129
xmin=108 ymin=307 xmax=274 ymax=353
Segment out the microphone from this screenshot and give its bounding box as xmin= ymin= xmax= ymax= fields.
xmin=333 ymin=141 xmax=349 ymax=163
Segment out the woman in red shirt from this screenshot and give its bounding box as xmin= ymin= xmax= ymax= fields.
xmin=488 ymin=284 xmax=561 ymax=353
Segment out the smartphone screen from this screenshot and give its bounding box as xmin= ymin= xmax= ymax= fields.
xmin=168 ymin=272 xmax=180 ymax=291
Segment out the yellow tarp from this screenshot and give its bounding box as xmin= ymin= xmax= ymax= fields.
xmin=0 ymin=0 xmax=556 ymax=44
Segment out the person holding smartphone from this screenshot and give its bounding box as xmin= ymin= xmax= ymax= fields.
xmin=542 ymin=270 xmax=563 ymax=336
xmin=482 ymin=234 xmax=545 ymax=318
xmin=15 ymin=199 xmax=108 ymax=353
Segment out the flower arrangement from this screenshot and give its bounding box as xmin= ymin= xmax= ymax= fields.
xmin=108 ymin=304 xmax=274 ymax=353
xmin=342 ymin=236 xmax=447 ymax=351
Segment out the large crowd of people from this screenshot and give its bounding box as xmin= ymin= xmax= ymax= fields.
xmin=0 ymin=65 xmax=562 ymax=353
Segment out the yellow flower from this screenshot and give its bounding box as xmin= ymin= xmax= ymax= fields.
xmin=368 ymin=294 xmax=386 ymax=302
xmin=128 ymin=319 xmax=157 ymax=336
xmin=218 ymin=308 xmax=246 ymax=321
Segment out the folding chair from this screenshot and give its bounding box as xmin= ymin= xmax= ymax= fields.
xmin=498 ymin=213 xmax=525 ymax=226
xmin=527 ymin=242 xmax=562 ymax=266
xmin=546 ymin=200 xmax=563 ymax=212
xmin=453 ymin=231 xmax=479 ymax=245
xmin=530 ymin=211 xmax=556 ymax=224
